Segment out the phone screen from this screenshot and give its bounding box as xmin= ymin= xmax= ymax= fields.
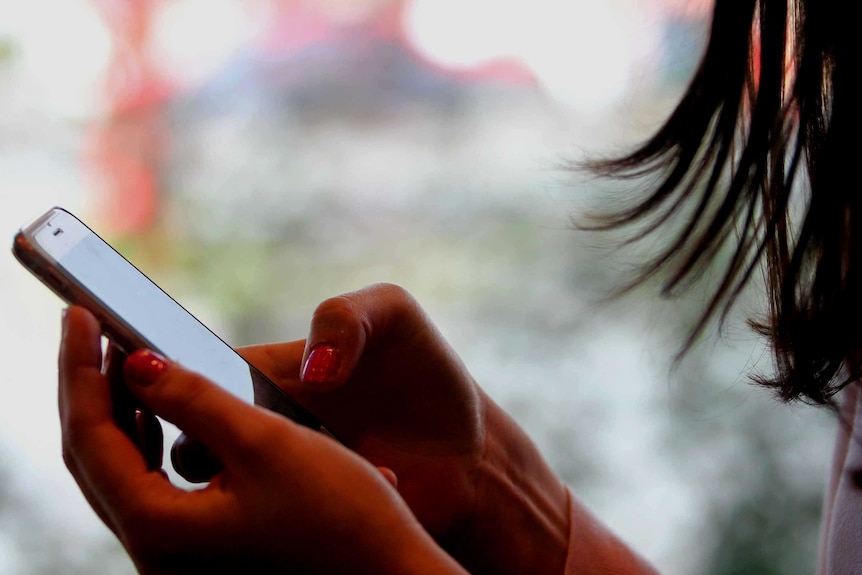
xmin=32 ymin=209 xmax=257 ymax=404
xmin=20 ymin=207 xmax=327 ymax=427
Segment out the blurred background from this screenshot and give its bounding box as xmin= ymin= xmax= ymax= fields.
xmin=0 ymin=0 xmax=835 ymax=573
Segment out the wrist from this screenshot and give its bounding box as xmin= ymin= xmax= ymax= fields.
xmin=453 ymin=391 xmax=659 ymax=575
xmin=450 ymin=391 xmax=571 ymax=575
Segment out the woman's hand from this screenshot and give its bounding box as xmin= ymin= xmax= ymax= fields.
xmin=59 ymin=305 xmax=467 ymax=575
xmin=237 ymin=283 xmax=574 ymax=575
xmin=239 ymin=283 xmax=658 ymax=575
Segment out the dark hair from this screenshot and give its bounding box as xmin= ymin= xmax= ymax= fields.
xmin=581 ymin=0 xmax=855 ymax=405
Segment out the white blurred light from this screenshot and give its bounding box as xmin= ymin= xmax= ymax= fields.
xmin=6 ymin=0 xmax=111 ymax=119
xmin=403 ymin=0 xmax=649 ymax=113
xmin=521 ymin=1 xmax=631 ymax=112
xmin=404 ymin=0 xmax=522 ymax=70
xmin=151 ymin=0 xmax=255 ymax=89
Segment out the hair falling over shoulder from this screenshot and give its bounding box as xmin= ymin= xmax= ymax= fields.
xmin=581 ymin=0 xmax=858 ymax=405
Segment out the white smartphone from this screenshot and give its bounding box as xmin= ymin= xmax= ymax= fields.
xmin=13 ymin=206 xmax=327 ymax=434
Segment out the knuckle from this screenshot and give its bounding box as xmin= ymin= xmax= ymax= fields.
xmin=230 ymin=411 xmax=291 ymax=464
xmin=312 ymin=294 xmax=363 ymax=329
xmin=365 ymin=282 xmax=426 ymax=333
xmin=158 ymin=370 xmax=212 ymax=415
xmin=239 ymin=415 xmax=282 ymax=450
xmin=366 ymin=281 xmax=414 ymax=304
xmin=313 ymin=283 xmax=429 ymax=343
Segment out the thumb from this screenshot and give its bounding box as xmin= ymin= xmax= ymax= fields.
xmin=123 ymin=349 xmax=272 ymax=464
xmin=300 ymin=283 xmax=430 ymax=390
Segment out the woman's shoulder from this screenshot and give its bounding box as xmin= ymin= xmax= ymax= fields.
xmin=818 ymin=382 xmax=862 ymax=575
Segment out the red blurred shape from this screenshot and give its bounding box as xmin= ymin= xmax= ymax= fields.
xmin=85 ymin=0 xmax=175 ymax=235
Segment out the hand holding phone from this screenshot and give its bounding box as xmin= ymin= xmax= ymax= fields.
xmin=13 ymin=207 xmax=332 ymax=475
xmin=58 ymin=305 xmax=466 ymax=575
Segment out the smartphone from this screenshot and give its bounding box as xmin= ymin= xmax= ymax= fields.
xmin=13 ymin=206 xmax=328 ymax=435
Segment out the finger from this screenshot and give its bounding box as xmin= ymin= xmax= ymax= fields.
xmin=103 ymin=341 xmax=128 ymax=377
xmin=106 ymin=343 xmax=163 ymax=470
xmin=58 ymin=307 xmax=118 ymax=532
xmin=236 ymin=340 xmax=306 ymax=390
xmin=300 ymin=283 xmax=429 ymax=389
xmin=58 ymin=306 xmax=103 ymax=423
xmin=123 ymin=350 xmax=285 ymax=465
xmin=170 ymin=432 xmax=221 ymax=484
xmin=137 ymin=409 xmax=164 ymax=471
xmin=103 ymin=342 xmax=138 ymax=445
xmin=59 ymin=307 xmax=163 ymax=526
xmin=237 ymin=341 xmax=318 ymax=410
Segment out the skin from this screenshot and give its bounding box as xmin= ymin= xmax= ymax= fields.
xmin=59 ymin=283 xmax=656 ymax=574
xmin=59 ymin=304 xmax=466 ymax=575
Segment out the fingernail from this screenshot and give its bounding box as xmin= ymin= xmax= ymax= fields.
xmin=125 ymin=350 xmax=169 ymax=386
xmin=301 ymin=344 xmax=339 ymax=383
xmin=61 ymin=308 xmax=69 ymax=333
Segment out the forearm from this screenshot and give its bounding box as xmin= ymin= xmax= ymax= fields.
xmin=452 ymin=391 xmax=657 ymax=575
xmin=565 ymin=496 xmax=660 ymax=575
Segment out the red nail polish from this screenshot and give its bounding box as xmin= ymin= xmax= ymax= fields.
xmin=301 ymin=345 xmax=339 ymax=383
xmin=125 ymin=350 xmax=169 ymax=386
